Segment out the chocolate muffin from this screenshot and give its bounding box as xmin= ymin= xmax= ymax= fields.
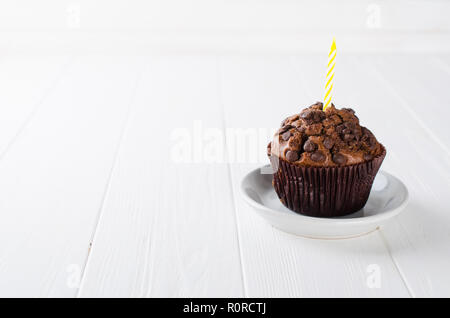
xmin=268 ymin=102 xmax=386 ymax=217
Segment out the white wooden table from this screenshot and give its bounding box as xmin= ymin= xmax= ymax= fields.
xmin=0 ymin=53 xmax=449 ymax=297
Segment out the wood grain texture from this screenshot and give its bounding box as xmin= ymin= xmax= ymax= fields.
xmin=0 ymin=53 xmax=449 ymax=297
xmin=219 ymin=56 xmax=410 ymax=297
xmin=78 ymin=57 xmax=244 ymax=297
xmin=0 ymin=56 xmax=140 ymax=297
xmin=0 ymin=56 xmax=70 ymax=157
xmin=353 ymin=54 xmax=450 ymax=297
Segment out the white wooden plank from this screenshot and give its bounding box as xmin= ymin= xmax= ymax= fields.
xmin=219 ymin=56 xmax=410 ymax=297
xmin=0 ymin=56 xmax=70 ymax=156
xmin=0 ymin=56 xmax=140 ymax=297
xmin=342 ymin=54 xmax=450 ymax=297
xmin=78 ymin=57 xmax=244 ymax=297
xmin=370 ymin=55 xmax=450 ymax=154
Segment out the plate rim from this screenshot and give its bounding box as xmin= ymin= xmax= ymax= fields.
xmin=240 ymin=165 xmax=409 ymax=226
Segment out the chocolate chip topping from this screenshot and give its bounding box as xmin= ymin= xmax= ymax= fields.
xmin=344 ymin=134 xmax=354 ymax=141
xmin=311 ymin=151 xmax=325 ymax=162
xmin=281 ymin=130 xmax=291 ymax=141
xmin=332 ymin=153 xmax=347 ymax=165
xmin=271 ymin=103 xmax=383 ymax=166
xmin=342 ymin=108 xmax=355 ymax=114
xmin=300 ymin=109 xmax=325 ymax=124
xmin=279 ymin=125 xmax=293 ymax=134
xmin=303 ymin=139 xmax=317 ymax=152
xmin=323 ymin=137 xmax=334 ymax=149
xmin=286 ymin=150 xmax=299 ymax=162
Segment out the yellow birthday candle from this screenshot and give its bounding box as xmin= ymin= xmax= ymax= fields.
xmin=323 ymin=37 xmax=336 ymax=111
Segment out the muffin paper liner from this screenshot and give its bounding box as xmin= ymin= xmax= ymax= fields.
xmin=271 ymin=146 xmax=386 ymax=217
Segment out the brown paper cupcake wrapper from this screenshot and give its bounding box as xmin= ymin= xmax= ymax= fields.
xmin=271 ymin=146 xmax=386 ymax=217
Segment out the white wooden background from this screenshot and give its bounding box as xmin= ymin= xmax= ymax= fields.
xmin=1 ymin=0 xmax=450 ymax=298
xmin=0 ymin=53 xmax=449 ymax=298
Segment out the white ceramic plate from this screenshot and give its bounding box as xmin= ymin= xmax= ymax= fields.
xmin=240 ymin=165 xmax=409 ymax=239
